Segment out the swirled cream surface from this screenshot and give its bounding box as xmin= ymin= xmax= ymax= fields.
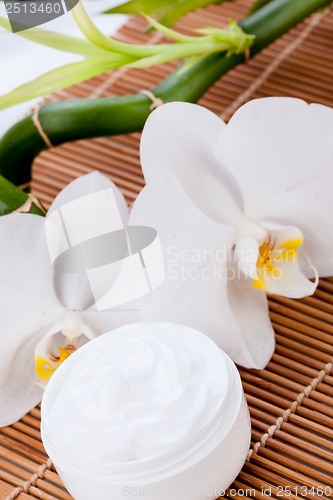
xmin=42 ymin=323 xmax=228 ymax=468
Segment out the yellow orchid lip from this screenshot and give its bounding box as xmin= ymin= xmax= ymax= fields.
xmin=253 ymin=236 xmax=303 ymax=291
xmin=35 ymin=344 xmax=76 ymax=385
xmin=276 ymin=237 xmax=304 ymax=262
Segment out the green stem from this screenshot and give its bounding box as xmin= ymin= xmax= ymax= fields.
xmin=0 ymin=0 xmax=331 ymax=186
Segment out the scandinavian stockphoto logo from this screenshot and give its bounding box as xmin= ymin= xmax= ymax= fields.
xmin=45 ymin=188 xmax=165 ymax=311
xmin=4 ymin=0 xmax=79 ymax=33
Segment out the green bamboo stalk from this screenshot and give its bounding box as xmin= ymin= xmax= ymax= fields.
xmin=0 ymin=175 xmax=44 ymax=216
xmin=0 ymin=0 xmax=331 ymax=188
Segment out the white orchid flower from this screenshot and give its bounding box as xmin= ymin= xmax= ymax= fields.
xmin=129 ymin=98 xmax=333 ymax=369
xmin=0 ymin=171 xmax=164 ymax=427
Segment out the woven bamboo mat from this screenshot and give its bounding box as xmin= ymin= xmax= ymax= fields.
xmin=1 ymin=1 xmax=333 ymax=499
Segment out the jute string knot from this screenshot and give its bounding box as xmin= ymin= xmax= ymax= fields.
xmin=32 ymin=106 xmax=53 ymax=148
xmin=13 ymin=193 xmax=45 ymax=214
xmin=140 ymin=90 xmax=164 ymax=110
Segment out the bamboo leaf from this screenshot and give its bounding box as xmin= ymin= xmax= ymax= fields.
xmin=144 ymin=15 xmax=193 ymax=42
xmin=1 ymin=0 xmax=331 ymax=186
xmin=71 ymin=1 xmax=160 ymax=57
xmin=0 ymin=58 xmax=129 ymax=110
xmin=0 ymin=4 xmax=253 ymax=111
xmin=104 ymin=0 xmax=230 ymax=27
xmin=104 ymin=0 xmax=174 ymax=16
xmin=0 ymin=16 xmax=111 ymax=59
xmin=157 ymin=0 xmax=228 ymax=28
xmin=176 ymin=54 xmax=209 ymax=75
xmin=126 ymin=22 xmax=254 ymax=68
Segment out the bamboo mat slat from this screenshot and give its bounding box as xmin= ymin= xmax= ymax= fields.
xmin=1 ymin=1 xmax=333 ymax=498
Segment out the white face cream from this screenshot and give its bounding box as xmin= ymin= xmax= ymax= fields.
xmin=41 ymin=323 xmax=251 ymax=500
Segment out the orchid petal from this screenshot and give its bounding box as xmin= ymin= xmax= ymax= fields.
xmin=215 ymin=97 xmax=333 ymax=276
xmin=0 ymin=214 xmax=61 ymax=426
xmin=140 ymin=102 xmax=243 ymax=224
xmin=235 ymin=236 xmax=259 ymax=279
xmin=46 ymin=171 xmax=129 ymax=310
xmin=48 ymin=171 xmax=128 ymax=225
xmin=129 ymin=173 xmax=274 ymax=368
xmin=227 ymin=264 xmax=275 ymax=368
xmin=257 ymin=258 xmax=318 ymax=299
xmin=0 ymin=332 xmax=43 ymax=427
xmin=265 ymin=189 xmax=333 ymax=278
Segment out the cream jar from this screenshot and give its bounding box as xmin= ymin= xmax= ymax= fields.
xmin=41 ymin=323 xmax=251 ymax=500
